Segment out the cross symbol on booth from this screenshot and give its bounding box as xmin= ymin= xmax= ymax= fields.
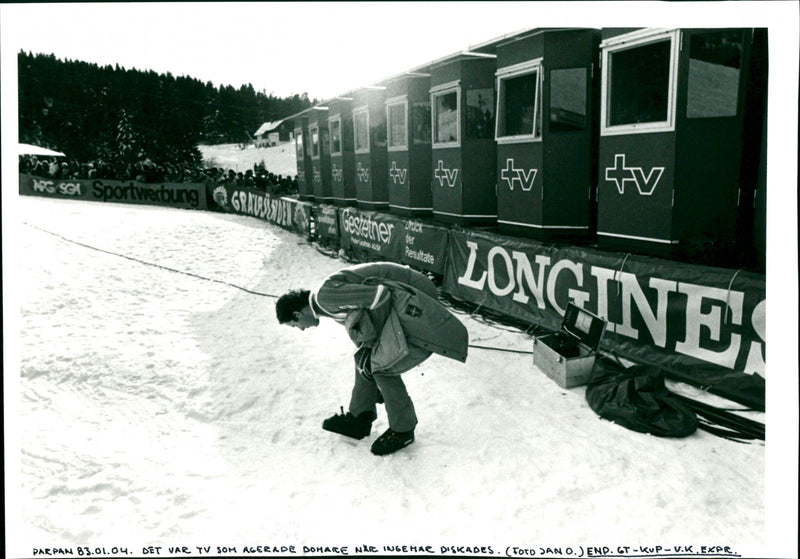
xmin=434 ymin=160 xmax=458 ymax=188
xmin=501 ymin=158 xmax=517 ymax=190
xmin=389 ymin=161 xmax=406 ymax=185
xmin=605 ymin=154 xmax=636 ymax=194
xmin=356 ymin=163 xmax=369 ymax=183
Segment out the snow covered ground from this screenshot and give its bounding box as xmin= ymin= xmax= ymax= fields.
xmin=198 ymin=142 xmax=297 ymax=176
xmin=2 ymin=195 xmax=785 ymax=558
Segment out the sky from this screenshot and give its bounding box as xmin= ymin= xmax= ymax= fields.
xmin=0 ymin=1 xmax=797 ymax=101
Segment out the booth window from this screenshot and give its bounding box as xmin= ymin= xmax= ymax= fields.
xmin=373 ymin=116 xmax=387 ymax=149
xmin=387 ymin=99 xmax=408 ymax=150
xmin=412 ymin=102 xmax=431 ymax=145
xmin=432 ymin=86 xmax=460 ymax=146
xmin=319 ymin=127 xmax=330 ymax=157
xmin=465 ymin=87 xmax=495 ymax=140
xmin=329 ymin=117 xmax=342 ymax=155
xmin=496 ymin=65 xmax=541 ymax=141
xmin=602 ymin=29 xmax=679 ymax=134
xmin=687 ymin=30 xmax=743 ymax=118
xmin=295 ymin=130 xmax=304 ymax=159
xmin=353 ymin=108 xmax=370 ymax=153
xmin=550 ymin=68 xmax=587 ymax=131
xmin=310 ymin=125 xmax=320 ymax=159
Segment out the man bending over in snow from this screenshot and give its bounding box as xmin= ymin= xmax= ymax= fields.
xmin=276 ymin=262 xmax=468 ymax=456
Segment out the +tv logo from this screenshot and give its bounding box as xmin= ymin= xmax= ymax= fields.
xmin=434 ymin=160 xmax=459 ymax=188
xmin=356 ymin=162 xmax=370 ymax=183
xmin=605 ymin=154 xmax=664 ymax=196
xmin=389 ymin=161 xmax=408 ymax=185
xmin=331 ymin=164 xmax=343 ymax=182
xmin=500 ymin=158 xmax=537 ymax=191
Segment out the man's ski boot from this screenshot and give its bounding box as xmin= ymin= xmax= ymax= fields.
xmin=322 ymin=407 xmax=376 ymax=440
xmin=371 ymin=428 xmax=415 ymax=455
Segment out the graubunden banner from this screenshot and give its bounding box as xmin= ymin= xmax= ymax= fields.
xmin=210 ymin=184 xmax=311 ymax=237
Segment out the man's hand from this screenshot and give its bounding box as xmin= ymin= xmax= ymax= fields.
xmin=355 ymin=346 xmax=373 ymax=381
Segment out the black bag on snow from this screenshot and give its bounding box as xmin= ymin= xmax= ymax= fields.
xmin=585 ymin=360 xmax=698 ymax=437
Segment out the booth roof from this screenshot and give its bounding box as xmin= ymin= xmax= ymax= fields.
xmin=467 ymin=27 xmax=535 ymax=53
xmin=280 ymin=27 xmax=550 ymax=123
xmin=254 ymin=120 xmax=286 ymax=136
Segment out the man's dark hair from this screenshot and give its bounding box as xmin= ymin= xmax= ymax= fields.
xmin=275 ymin=289 xmax=310 ymax=323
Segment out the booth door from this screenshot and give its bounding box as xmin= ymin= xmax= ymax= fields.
xmin=674 ymin=28 xmax=752 ymax=244
xmin=543 ymin=65 xmax=594 ymax=229
xmin=431 ymin=148 xmax=463 ymax=222
xmin=330 ymin=154 xmax=346 ymax=204
xmin=387 ymin=151 xmax=411 ymax=214
xmin=354 ymin=152 xmax=374 ymax=207
xmin=369 ymin=150 xmax=389 ymax=207
xmin=297 ymin=157 xmax=314 ymax=201
xmin=295 ymin=130 xmax=313 ymax=202
xmin=597 ymin=133 xmax=676 ymax=243
xmin=311 ymin=159 xmax=325 ymax=201
xmin=340 ymin=152 xmax=357 ymax=206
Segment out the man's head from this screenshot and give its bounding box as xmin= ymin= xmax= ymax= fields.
xmin=275 ymin=289 xmax=319 ymax=330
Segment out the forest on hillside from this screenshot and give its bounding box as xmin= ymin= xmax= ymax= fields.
xmin=18 ymin=51 xmax=316 ymax=167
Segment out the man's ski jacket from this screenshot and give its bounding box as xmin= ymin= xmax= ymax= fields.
xmin=309 ymin=262 xmax=469 ymax=373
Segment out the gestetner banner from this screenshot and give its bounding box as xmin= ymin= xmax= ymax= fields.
xmin=336 ymin=209 xmax=449 ymax=275
xmin=338 ymin=208 xmax=404 ymax=263
xmin=444 ymin=229 xmax=765 ymax=406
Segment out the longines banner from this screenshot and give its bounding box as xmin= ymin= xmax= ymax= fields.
xmin=20 ymin=173 xmax=207 ymax=210
xmin=210 ymin=184 xmax=311 ymax=237
xmin=443 ymin=229 xmax=766 ymax=406
xmin=337 ymin=208 xmax=448 ymax=275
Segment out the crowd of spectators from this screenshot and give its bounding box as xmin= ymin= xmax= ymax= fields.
xmin=18 ymin=155 xmax=299 ymax=197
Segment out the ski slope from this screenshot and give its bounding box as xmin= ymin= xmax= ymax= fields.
xmin=6 ymin=195 xmax=773 ymax=558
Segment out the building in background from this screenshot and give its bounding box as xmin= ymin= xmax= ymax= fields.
xmin=254 ymin=119 xmax=294 ymax=147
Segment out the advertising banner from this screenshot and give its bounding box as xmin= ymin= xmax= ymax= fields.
xmin=20 ymin=173 xmax=208 ymax=210
xmin=315 ymin=205 xmax=340 ymax=247
xmin=338 ymin=207 xmax=404 ymax=263
xmin=19 ymin=173 xmax=92 ymax=201
xmin=210 ymin=184 xmax=311 ymax=237
xmin=400 ymin=219 xmax=449 ymax=275
xmin=443 ymin=229 xmax=766 ymax=407
xmin=19 ymin=174 xmax=207 ymax=210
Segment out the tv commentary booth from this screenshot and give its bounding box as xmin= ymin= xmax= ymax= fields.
xmin=492 ymin=28 xmax=601 ymax=239
xmin=595 ymin=27 xmax=768 ymax=256
xmin=326 ymin=96 xmax=358 ymax=206
xmin=351 ymin=85 xmax=389 ymax=210
xmin=292 ymin=112 xmax=313 ymax=202
xmin=381 ymin=71 xmax=433 ymax=217
xmin=429 ymin=51 xmax=498 ymax=225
